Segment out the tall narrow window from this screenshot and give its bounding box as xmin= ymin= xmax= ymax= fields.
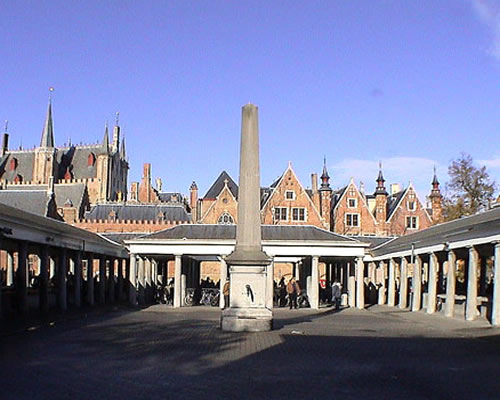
xmin=346 ymin=213 xmax=359 ymax=227
xmin=292 ymin=207 xmax=306 ymax=221
xmin=274 ymin=207 xmax=288 ymax=221
xmin=406 ymin=216 xmax=418 ymax=229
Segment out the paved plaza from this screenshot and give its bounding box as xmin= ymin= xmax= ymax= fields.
xmin=1 ymin=306 xmax=500 ymax=400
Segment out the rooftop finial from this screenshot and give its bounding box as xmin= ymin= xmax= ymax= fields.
xmin=115 ymin=112 xmax=120 ymax=126
xmin=4 ymin=120 xmax=7 ymax=132
xmin=379 ymin=160 xmax=382 ymax=170
xmin=49 ymin=86 xmax=54 ymax=101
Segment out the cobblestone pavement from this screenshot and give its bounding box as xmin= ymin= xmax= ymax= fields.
xmin=1 ymin=305 xmax=499 ymax=400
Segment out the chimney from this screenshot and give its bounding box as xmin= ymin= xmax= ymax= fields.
xmin=1 ymin=133 xmax=8 ymax=156
xmin=190 ymin=181 xmax=198 ymax=222
xmin=130 ymin=182 xmax=139 ymax=201
xmin=390 ymin=183 xmax=401 ymax=195
xmin=311 ymin=173 xmax=318 ymax=193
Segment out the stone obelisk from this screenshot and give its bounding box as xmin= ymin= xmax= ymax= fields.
xmin=221 ymin=104 xmax=273 ymax=332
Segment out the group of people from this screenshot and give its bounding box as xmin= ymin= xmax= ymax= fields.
xmin=275 ymin=277 xmax=343 ymax=310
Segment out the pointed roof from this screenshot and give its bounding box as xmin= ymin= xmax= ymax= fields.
xmin=40 ymin=98 xmax=55 ymax=148
xmin=120 ymin=136 xmax=126 ymax=159
xmin=432 ymin=166 xmax=439 ymax=187
xmin=320 ymin=157 xmax=331 ymax=190
xmin=102 ymin=122 xmax=109 ymax=152
xmin=203 ymin=171 xmax=238 ymax=199
xmin=375 ymin=162 xmax=387 ymax=195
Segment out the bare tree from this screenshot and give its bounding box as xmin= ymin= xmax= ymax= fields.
xmin=443 ymin=153 xmax=496 ymax=221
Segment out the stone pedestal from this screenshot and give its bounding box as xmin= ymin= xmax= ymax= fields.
xmin=221 ymin=265 xmax=272 ymax=332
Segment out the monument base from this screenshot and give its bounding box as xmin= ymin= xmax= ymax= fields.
xmin=221 ymin=307 xmax=273 ymax=332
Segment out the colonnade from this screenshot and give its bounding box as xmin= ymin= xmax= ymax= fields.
xmin=371 ymin=242 xmax=500 ymax=326
xmin=0 ymin=238 xmax=128 ymax=319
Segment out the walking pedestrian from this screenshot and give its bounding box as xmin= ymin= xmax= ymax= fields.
xmin=287 ymin=277 xmax=301 ymax=309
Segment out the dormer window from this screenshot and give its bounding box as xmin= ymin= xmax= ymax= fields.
xmin=87 ymin=152 xmax=96 ymax=167
xmin=9 ymin=157 xmax=17 ymax=171
xmin=157 ymin=211 xmax=165 ymax=222
xmin=108 ymin=210 xmax=116 ymax=222
xmin=348 ymin=198 xmax=357 ymax=208
xmin=407 ymin=201 xmax=416 ymax=211
xmin=285 ymin=190 xmax=295 ymax=200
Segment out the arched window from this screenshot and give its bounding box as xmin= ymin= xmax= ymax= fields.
xmin=9 ymin=157 xmax=17 ymax=171
xmin=87 ymin=152 xmax=96 ymax=167
xmin=217 ymin=212 xmax=234 ymax=225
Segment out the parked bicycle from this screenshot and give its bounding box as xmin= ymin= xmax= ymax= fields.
xmin=184 ymin=288 xmax=220 ymax=306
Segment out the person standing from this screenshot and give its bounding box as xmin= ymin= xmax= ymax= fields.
xmin=331 ymin=281 xmax=342 ymax=309
xmin=287 ymin=277 xmax=301 ymax=309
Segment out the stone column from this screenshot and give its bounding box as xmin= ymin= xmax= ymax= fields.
xmin=74 ymin=251 xmax=82 ymax=308
xmin=6 ymin=250 xmax=14 ymax=286
xmin=86 ymin=254 xmax=95 ymax=306
xmin=266 ymin=258 xmax=275 ymax=309
xmin=108 ymin=258 xmax=115 ymax=303
xmin=492 ymin=243 xmax=500 ymax=326
xmin=377 ymin=261 xmax=386 ymax=305
xmin=348 ymin=262 xmax=356 ymax=307
xmin=412 ymin=255 xmax=422 ymax=312
xmin=97 ymin=256 xmax=106 ymax=304
xmin=128 ymin=254 xmax=137 ymax=306
xmin=49 ymin=257 xmax=56 ymax=280
xmin=137 ymin=257 xmax=145 ymax=306
xmin=174 ymin=255 xmax=182 ymax=308
xmin=16 ymin=241 xmax=28 ymax=314
xmin=39 ymin=245 xmax=49 ymax=313
xmin=144 ymin=258 xmax=151 ymax=303
xmin=427 ymin=253 xmax=438 ymax=314
xmin=466 ymin=246 xmax=479 ymax=321
xmin=57 ymin=248 xmax=68 ymax=311
xmin=388 ymin=258 xmax=396 ymax=307
xmin=219 ymin=258 xmax=228 ymax=309
xmin=444 ymin=250 xmax=457 ymax=318
xmin=399 ymin=257 xmax=408 ymax=309
xmin=117 ymin=259 xmax=124 ymax=301
xmin=310 ymin=256 xmax=320 ymax=310
xmin=152 ymin=259 xmax=158 ymax=287
xmin=356 ymin=257 xmax=365 ymax=309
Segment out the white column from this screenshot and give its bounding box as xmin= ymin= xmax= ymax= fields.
xmin=219 ymin=258 xmax=227 ymax=309
xmin=348 ymin=262 xmax=356 ymax=307
xmin=466 ymin=246 xmax=479 ymax=321
xmin=388 ymin=258 xmax=396 ymax=307
xmin=427 ymin=253 xmax=438 ymax=314
xmin=444 ymin=250 xmax=456 ymax=318
xmin=266 ymin=258 xmax=275 ymax=309
xmin=412 ymin=255 xmax=422 ymax=312
xmin=311 ymin=256 xmax=320 ymax=310
xmin=152 ymin=259 xmax=158 ymax=287
xmin=492 ymin=243 xmax=500 ymax=326
xmin=399 ymin=257 xmax=408 ymax=309
xmin=174 ymin=255 xmax=182 ymax=308
xmin=128 ymin=254 xmax=137 ymax=306
xmin=356 ymin=257 xmax=365 ymax=309
xmin=377 ymin=261 xmax=386 ymax=305
xmin=6 ymin=251 xmax=14 ymax=286
xmin=138 ymin=257 xmax=145 ymax=306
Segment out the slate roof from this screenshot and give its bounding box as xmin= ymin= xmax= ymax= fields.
xmin=331 ymin=186 xmax=347 ymax=210
xmin=350 ymin=236 xmax=394 ymax=249
xmin=100 ymin=232 xmax=146 ymax=245
xmin=203 ymin=171 xmax=238 ymax=199
xmin=138 ymin=224 xmax=359 ymax=242
xmin=0 ymin=189 xmax=49 ymax=216
xmin=386 ymin=188 xmax=408 ymax=220
xmin=158 ymin=192 xmax=185 ymax=203
xmin=84 ymin=203 xmax=191 ymax=222
xmin=56 ymin=145 xmax=105 ymax=180
xmin=372 ymin=207 xmax=500 ymax=256
xmin=1 ymin=152 xmax=35 ymax=182
xmin=4 ymin=183 xmax=88 ymax=216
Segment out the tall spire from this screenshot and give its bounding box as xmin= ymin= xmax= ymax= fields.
xmin=40 ymin=89 xmax=55 ymax=148
xmin=320 ymin=156 xmax=331 ymax=189
xmin=112 ymin=112 xmax=120 ymax=153
xmin=432 ymin=165 xmax=439 ymax=189
xmin=120 ymin=135 xmax=126 ymax=159
xmin=102 ymin=121 xmax=109 ymax=152
xmin=375 ymin=161 xmax=387 ymax=195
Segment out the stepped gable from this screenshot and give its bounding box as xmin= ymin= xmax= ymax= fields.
xmin=203 ymin=171 xmax=238 ymax=200
xmin=0 ymin=189 xmax=50 ymax=216
xmin=84 ymin=203 xmax=191 ymax=222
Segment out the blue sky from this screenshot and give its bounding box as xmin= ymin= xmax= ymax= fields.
xmin=1 ymin=0 xmax=499 ymax=203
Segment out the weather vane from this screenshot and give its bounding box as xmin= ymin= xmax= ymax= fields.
xmin=115 ymin=112 xmax=120 ymax=125
xmin=4 ymin=120 xmax=8 ymax=132
xmin=49 ymin=86 xmax=54 ymax=100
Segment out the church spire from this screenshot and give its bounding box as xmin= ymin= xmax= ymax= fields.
xmin=40 ymin=89 xmax=55 ymax=148
xmin=375 ymin=161 xmax=387 ymax=195
xmin=102 ymin=121 xmax=109 ymax=152
xmin=120 ymin=135 xmax=126 ymax=159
